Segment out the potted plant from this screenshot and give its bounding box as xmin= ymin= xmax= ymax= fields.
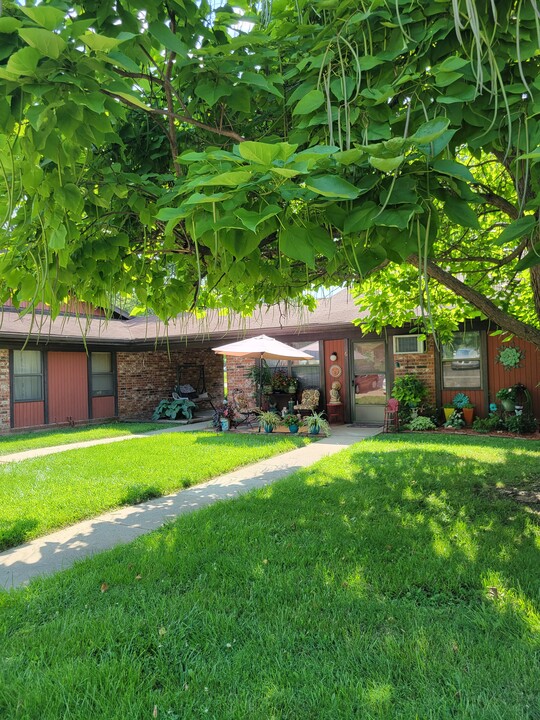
xmin=271 ymin=370 xmax=291 ymax=393
xmin=391 ymin=374 xmax=428 ymax=419
xmin=303 ymin=410 xmax=330 ymax=436
xmin=282 ymin=412 xmax=301 ymax=433
xmin=443 ymin=403 xmax=455 ymax=421
xmin=257 ymin=410 xmax=281 ymax=433
xmin=212 ymin=401 xmax=235 ymax=431
xmin=287 ymin=376 xmax=298 ymax=394
xmin=246 ymin=362 xmax=273 ymax=394
xmin=496 ymin=387 xmax=516 ymax=412
xmin=452 ymin=393 xmax=475 ymax=425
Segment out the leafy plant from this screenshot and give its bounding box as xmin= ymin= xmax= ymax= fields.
xmin=391 ymin=375 xmax=428 ymax=408
xmin=503 ymin=415 xmax=538 ymax=434
xmin=282 ymin=413 xmax=300 ymax=428
xmin=303 ymin=411 xmax=330 ymax=436
xmin=212 ymin=401 xmax=236 ymax=429
xmin=472 ymin=416 xmax=502 ymax=433
xmin=407 ymin=416 xmax=437 ymax=431
xmin=271 ymin=370 xmax=292 ymax=393
xmin=257 ymin=410 xmax=281 ymax=430
xmin=444 ymin=411 xmax=465 ymax=429
xmin=152 ymin=398 xmax=196 ymax=421
xmin=246 ymin=362 xmax=272 ymax=390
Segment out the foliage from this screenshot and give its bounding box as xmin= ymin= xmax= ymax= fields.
xmin=2 ymin=435 xmax=539 ymax=718
xmin=452 ymin=393 xmax=471 ymax=409
xmin=496 ymin=345 xmax=525 ymax=370
xmin=496 ymin=387 xmax=517 ymax=402
xmin=444 ymin=410 xmax=465 ymax=429
xmin=406 ymin=416 xmax=437 ymax=432
xmin=391 ymin=375 xmax=428 ymax=408
xmin=303 ymin=410 xmax=330 ymax=436
xmin=0 ymin=430 xmax=309 ymax=551
xmin=246 ymin=362 xmax=272 ymax=390
xmin=152 ymin=397 xmax=196 ymax=421
xmin=496 ymin=383 xmax=530 ymax=404
xmin=212 ymin=400 xmax=235 ymax=429
xmin=282 ymin=413 xmax=300 ymax=428
xmin=257 ymin=410 xmax=281 ymax=430
xmin=0 ymin=1 xmax=540 ymax=347
xmin=271 ymin=370 xmax=293 ymax=393
xmin=472 ymin=415 xmax=503 ymax=433
xmin=504 ymin=414 xmax=538 ymax=435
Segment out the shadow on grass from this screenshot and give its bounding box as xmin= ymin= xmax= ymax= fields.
xmin=0 ymin=518 xmax=39 ymax=552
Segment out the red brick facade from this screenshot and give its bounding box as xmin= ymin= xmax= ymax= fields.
xmin=225 ymin=357 xmax=258 ymax=399
xmin=392 ymin=336 xmax=437 ymax=404
xmin=116 ymin=348 xmax=225 ymax=420
xmin=0 ymin=349 xmax=10 ymax=431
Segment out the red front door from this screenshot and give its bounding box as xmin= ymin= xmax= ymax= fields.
xmin=47 ymin=352 xmax=89 ymax=425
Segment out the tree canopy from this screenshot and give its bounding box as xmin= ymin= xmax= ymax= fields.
xmin=0 ymin=0 xmax=539 ymax=345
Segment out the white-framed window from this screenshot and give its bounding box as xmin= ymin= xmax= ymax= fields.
xmin=442 ymin=332 xmax=482 ymax=389
xmin=91 ymin=352 xmax=114 ymax=397
xmin=393 ymin=335 xmax=425 ymax=354
xmin=13 ymin=350 xmax=43 ymax=402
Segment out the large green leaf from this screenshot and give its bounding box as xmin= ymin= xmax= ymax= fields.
xmin=20 ymin=6 xmax=66 ymax=30
xmin=148 ymin=21 xmax=188 ymax=56
xmin=18 ymin=28 xmax=67 ymax=59
xmin=293 ymin=89 xmax=325 ymax=115
xmin=369 ymin=155 xmax=404 ymax=173
xmin=410 ymin=118 xmax=450 ymax=145
xmin=305 ymin=176 xmax=359 ymax=199
xmin=6 ymin=47 xmax=41 ymax=77
xmin=201 ymin=171 xmax=253 ymax=187
xmin=375 ymin=206 xmax=417 ymax=230
xmin=234 ymin=205 xmax=281 ymax=232
xmin=238 ymin=72 xmax=283 ymax=98
xmin=238 ymin=142 xmax=282 ymax=165
xmin=195 ymin=82 xmax=231 ymax=107
xmin=220 ymin=229 xmax=261 ymax=260
xmin=344 ymin=202 xmax=379 ymax=233
xmin=495 ymin=216 xmax=537 ymax=246
xmin=0 ymin=18 xmax=22 ymax=33
xmin=279 ymin=226 xmax=316 ymax=267
xmin=444 ymin=196 xmax=480 ymax=229
xmin=433 ymin=159 xmax=476 ymax=183
xmin=80 ymin=32 xmax=122 ymax=53
xmin=515 ymin=244 xmax=540 ymax=271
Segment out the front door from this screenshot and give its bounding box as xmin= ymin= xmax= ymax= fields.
xmin=352 ymin=341 xmax=387 ymax=424
xmin=48 ymin=352 xmax=89 ymax=425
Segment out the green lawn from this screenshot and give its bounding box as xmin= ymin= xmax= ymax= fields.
xmin=0 ymin=432 xmax=310 ymax=551
xmin=0 ymin=422 xmax=177 ymax=456
xmin=1 ymin=434 xmax=539 ymax=719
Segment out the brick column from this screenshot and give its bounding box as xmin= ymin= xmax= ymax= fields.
xmin=0 ymin=349 xmax=10 ymax=431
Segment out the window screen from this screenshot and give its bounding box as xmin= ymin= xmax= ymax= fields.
xmin=442 ymin=332 xmax=482 ymax=389
xmin=91 ymin=352 xmax=114 ymax=396
xmin=13 ymin=350 xmax=43 ymax=401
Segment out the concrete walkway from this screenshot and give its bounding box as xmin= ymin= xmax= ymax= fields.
xmin=0 ymin=425 xmax=381 ymax=589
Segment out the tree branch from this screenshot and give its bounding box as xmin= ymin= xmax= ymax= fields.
xmin=408 ymin=254 xmax=540 ymax=348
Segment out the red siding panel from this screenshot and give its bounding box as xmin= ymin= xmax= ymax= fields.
xmin=441 ymin=389 xmax=485 ymax=416
xmin=92 ymin=396 xmax=116 ymax=420
xmin=48 ymin=352 xmax=89 ymax=424
xmin=487 ymin=336 xmax=540 ymax=416
xmin=13 ymin=401 xmax=45 ymax=429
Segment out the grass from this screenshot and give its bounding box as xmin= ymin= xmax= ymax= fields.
xmin=0 ymin=432 xmax=310 ymax=550
xmin=1 ymin=434 xmax=539 ymax=719
xmin=0 ymin=422 xmax=178 ymax=456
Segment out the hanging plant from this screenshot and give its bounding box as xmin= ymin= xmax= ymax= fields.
xmin=496 ymin=345 xmax=524 ymax=370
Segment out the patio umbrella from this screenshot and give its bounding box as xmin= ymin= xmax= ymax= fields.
xmin=212 ymin=334 xmax=313 ymax=408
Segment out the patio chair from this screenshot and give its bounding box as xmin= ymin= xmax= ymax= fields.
xmin=383 ymin=398 xmax=399 ymax=432
xmin=293 ymin=388 xmax=320 ymax=416
xmin=230 ymin=388 xmax=259 ymax=429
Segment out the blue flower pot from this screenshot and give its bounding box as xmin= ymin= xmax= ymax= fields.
xmin=220 ymin=418 xmax=230 ymax=431
xmin=309 ymin=427 xmax=320 ymax=435
xmin=263 ymin=424 xmax=274 ymax=433
xmin=289 ymin=425 xmax=299 ymax=433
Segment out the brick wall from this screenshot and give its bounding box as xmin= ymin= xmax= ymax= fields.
xmin=0 ymin=349 xmax=10 ymax=431
xmin=392 ymin=336 xmax=436 ymax=404
xmin=225 ymin=357 xmax=258 ymax=399
xmin=117 ymin=348 xmax=225 ymax=420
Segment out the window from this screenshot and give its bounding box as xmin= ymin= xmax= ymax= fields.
xmin=393 ymin=335 xmax=425 ymax=354
xmin=13 ymin=350 xmax=43 ymax=402
xmin=290 ymin=341 xmax=320 ymax=388
xmin=91 ymin=352 xmax=114 ymax=396
xmin=442 ymin=332 xmax=482 ymax=389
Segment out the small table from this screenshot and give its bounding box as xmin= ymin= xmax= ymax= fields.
xmin=326 ymin=402 xmax=344 ymax=424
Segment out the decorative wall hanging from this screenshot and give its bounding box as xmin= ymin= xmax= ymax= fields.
xmin=329 ymin=364 xmax=342 ymax=378
xmin=496 ymin=345 xmax=524 ymax=370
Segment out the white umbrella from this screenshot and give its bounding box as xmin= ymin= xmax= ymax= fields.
xmin=213 ymin=334 xmax=313 ymax=361
xmin=213 ymin=335 xmax=312 ymax=408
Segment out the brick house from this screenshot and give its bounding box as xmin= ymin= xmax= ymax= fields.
xmin=0 ymin=290 xmax=538 ymax=431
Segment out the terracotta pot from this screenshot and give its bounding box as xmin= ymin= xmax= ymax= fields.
xmin=462 ymin=407 xmax=474 ymax=425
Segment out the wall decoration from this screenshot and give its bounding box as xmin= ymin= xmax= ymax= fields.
xmin=329 ymin=364 xmax=342 ymax=378
xmin=496 ymin=345 xmax=524 ymax=370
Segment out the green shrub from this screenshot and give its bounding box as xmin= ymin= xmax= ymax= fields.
xmin=504 ymin=414 xmax=538 ymax=434
xmin=407 ymin=416 xmax=437 ymax=431
xmin=472 ymin=416 xmax=501 ymax=433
